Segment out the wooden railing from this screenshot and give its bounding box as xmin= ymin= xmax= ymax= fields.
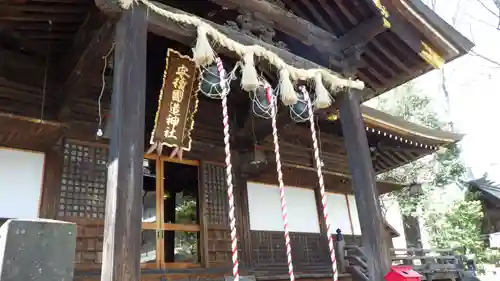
xmin=334 ymin=229 xmax=369 ymax=281
xmin=334 ymin=229 xmax=470 ymax=281
xmin=390 ymin=248 xmax=467 ymax=279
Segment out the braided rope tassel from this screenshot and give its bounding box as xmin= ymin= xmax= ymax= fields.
xmin=300 ymin=86 xmax=338 ymax=281
xmin=268 ymin=83 xmax=296 ymax=281
xmin=216 ymin=57 xmax=240 ymax=281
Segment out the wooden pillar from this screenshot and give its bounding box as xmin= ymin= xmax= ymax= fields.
xmin=100 ymin=5 xmax=148 ymax=281
xmin=337 ymin=89 xmax=390 ymax=281
xmin=39 ymin=144 xmax=63 ymax=219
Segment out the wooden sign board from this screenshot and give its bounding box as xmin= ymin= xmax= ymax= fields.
xmin=150 ymin=49 xmax=199 ymax=152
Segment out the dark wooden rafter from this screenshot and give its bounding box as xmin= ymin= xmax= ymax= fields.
xmin=369 ymin=39 xmax=411 ymax=74
xmin=316 ymin=0 xmax=346 ymax=32
xmin=0 ymin=27 xmax=47 ymax=59
xmin=0 ymin=47 xmax=47 ymax=87
xmin=336 ymin=16 xmax=386 ymax=52
xmin=377 ymin=150 xmax=401 ymax=169
xmin=56 ymin=9 xmax=115 ymax=121
xmin=374 ymin=153 xmax=391 ymax=171
xmin=298 ymin=0 xmax=335 ymax=33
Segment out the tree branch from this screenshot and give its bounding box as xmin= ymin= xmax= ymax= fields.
xmin=469 ymin=50 xmax=500 ymax=67
xmin=475 ymin=0 xmax=500 ymax=28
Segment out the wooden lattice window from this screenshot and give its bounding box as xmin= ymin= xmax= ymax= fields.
xmin=203 ymin=163 xmax=230 ymax=225
xmin=202 ymin=162 xmax=243 ymax=265
xmin=58 ymin=140 xmax=108 ymax=219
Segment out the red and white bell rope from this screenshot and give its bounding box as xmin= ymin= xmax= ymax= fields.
xmin=300 ymin=86 xmax=338 ymax=281
xmin=216 ymin=57 xmax=240 ymax=281
xmin=268 ymin=83 xmax=296 ymax=281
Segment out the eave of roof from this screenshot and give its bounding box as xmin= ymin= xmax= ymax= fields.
xmin=467 ymin=178 xmax=500 ymax=206
xmin=327 ymin=105 xmax=464 ymax=149
xmin=360 ymin=105 xmax=464 ymax=144
xmin=404 ymin=0 xmax=475 ymax=56
xmin=384 ymin=218 xmax=400 ymax=238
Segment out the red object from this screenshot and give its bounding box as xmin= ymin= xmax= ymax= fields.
xmin=265 ymin=85 xmax=272 ymax=103
xmin=385 ymin=266 xmax=422 ymax=281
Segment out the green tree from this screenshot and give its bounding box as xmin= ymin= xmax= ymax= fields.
xmin=424 ymin=199 xmax=484 ymax=256
xmin=369 ymin=82 xmax=465 ymax=215
xmin=367 ymin=82 xmax=493 ymax=266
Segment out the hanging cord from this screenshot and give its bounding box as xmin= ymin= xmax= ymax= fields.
xmin=40 ymin=20 xmax=52 ymax=121
xmin=300 ymin=86 xmax=338 ymax=281
xmin=315 ymin=115 xmax=324 ymax=167
xmin=269 ymin=83 xmax=296 ymax=281
xmin=97 ymin=43 xmax=116 ymax=136
xmin=216 ymin=57 xmax=240 ymax=281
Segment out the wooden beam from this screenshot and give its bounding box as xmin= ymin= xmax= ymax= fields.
xmin=207 ymin=0 xmax=386 ymax=62
xmin=337 ymin=89 xmax=391 ymax=281
xmin=146 ymin=2 xmax=336 ymax=71
xmin=57 ymin=9 xmax=115 ymax=121
xmin=100 ymin=4 xmax=147 ymax=281
xmin=336 ymin=17 xmax=387 ymax=51
xmin=208 ymin=0 xmax=337 ymax=49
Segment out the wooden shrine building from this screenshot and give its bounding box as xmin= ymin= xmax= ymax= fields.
xmin=0 ymin=1 xmax=473 ymax=281
xmin=466 ymin=177 xmax=500 ymax=247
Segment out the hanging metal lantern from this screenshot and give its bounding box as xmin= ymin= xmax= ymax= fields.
xmin=199 ymin=63 xmax=225 ymax=99
xmin=251 ymin=77 xmax=274 ymax=119
xmin=289 ymin=89 xmax=310 ymax=122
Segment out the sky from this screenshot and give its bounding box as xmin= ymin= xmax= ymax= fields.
xmin=369 ymin=0 xmax=500 ymax=182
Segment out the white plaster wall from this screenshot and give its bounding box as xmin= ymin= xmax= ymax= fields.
xmin=247 ymin=182 xmax=320 ymax=233
xmin=382 ymin=197 xmax=407 ymax=249
xmin=346 ymin=195 xmax=362 ymax=235
xmin=325 ymin=193 xmax=353 ymax=235
xmin=0 ymin=148 xmax=45 ymax=219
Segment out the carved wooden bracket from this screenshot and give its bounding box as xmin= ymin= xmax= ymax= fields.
xmin=340 ymin=43 xmax=367 ymax=78
xmin=224 ymin=9 xmax=288 ymax=50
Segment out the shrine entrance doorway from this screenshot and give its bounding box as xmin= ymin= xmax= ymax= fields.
xmin=140 ymin=156 xmax=201 ymax=269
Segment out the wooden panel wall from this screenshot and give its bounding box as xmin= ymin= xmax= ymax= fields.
xmin=249 ymin=230 xmax=364 ymax=275
xmin=251 ymin=231 xmax=330 ymax=274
